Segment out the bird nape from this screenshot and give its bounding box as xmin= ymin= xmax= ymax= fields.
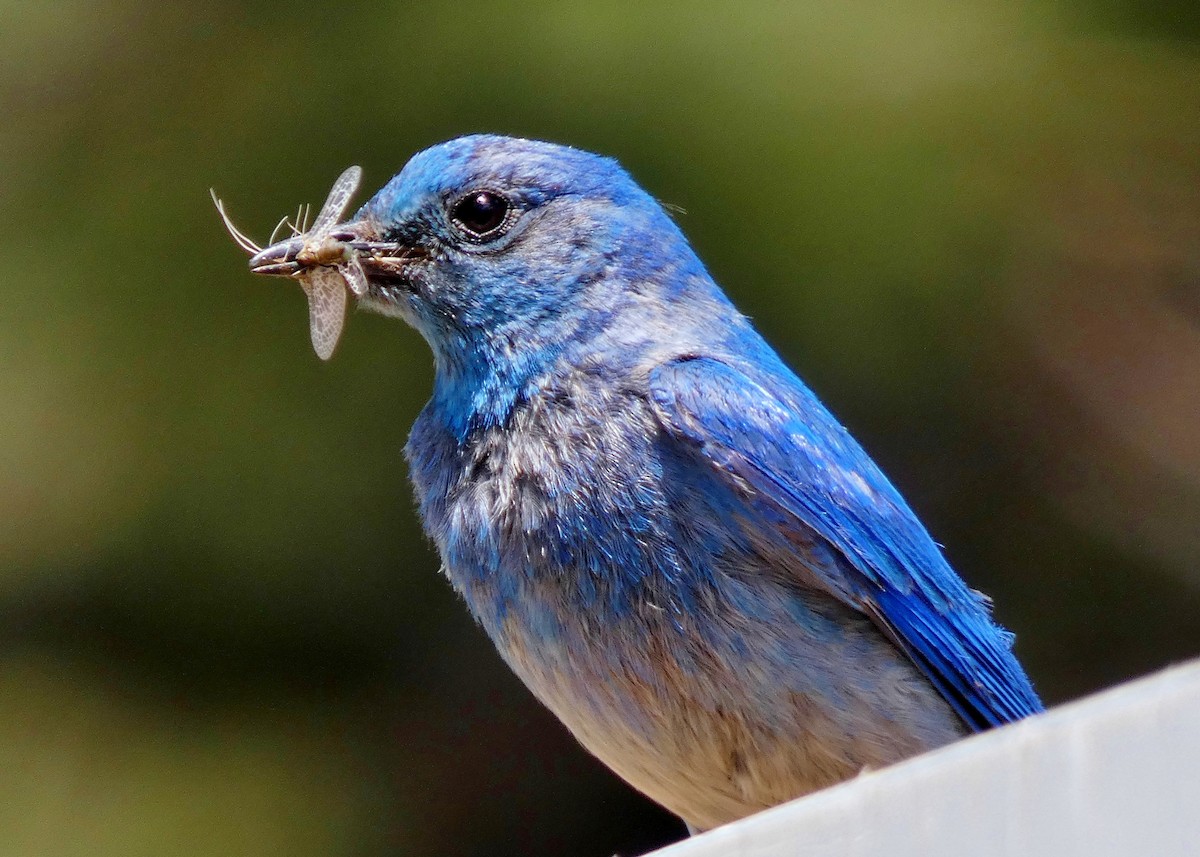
xmin=220 ymin=134 xmax=1042 ymax=834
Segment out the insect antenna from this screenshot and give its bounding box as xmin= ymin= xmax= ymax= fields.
xmin=210 ymin=190 xmax=262 ymax=255
xmin=268 ymin=215 xmax=292 ymax=246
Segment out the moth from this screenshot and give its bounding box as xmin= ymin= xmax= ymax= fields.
xmin=212 ymin=166 xmax=367 ymax=360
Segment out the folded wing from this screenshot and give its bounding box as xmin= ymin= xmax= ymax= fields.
xmin=649 ymin=355 xmax=1042 ymax=730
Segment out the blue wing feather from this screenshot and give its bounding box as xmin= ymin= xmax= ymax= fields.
xmin=649 ymin=355 xmax=1042 ymax=729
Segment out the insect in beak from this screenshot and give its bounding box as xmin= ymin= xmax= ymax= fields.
xmin=212 ymin=166 xmax=368 ymax=360
xmin=214 ymin=166 xmax=425 ymax=359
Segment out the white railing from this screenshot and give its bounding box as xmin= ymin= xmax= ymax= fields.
xmin=653 ymin=659 xmax=1200 ymax=857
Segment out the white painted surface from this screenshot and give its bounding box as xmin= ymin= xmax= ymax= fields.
xmin=652 ymin=660 xmax=1200 ymax=857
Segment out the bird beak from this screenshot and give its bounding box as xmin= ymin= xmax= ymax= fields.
xmin=247 ymin=220 xmax=423 ymax=290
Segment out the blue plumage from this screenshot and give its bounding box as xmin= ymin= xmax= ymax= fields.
xmin=248 ymin=134 xmax=1043 ymax=832
xmin=649 ymin=355 xmax=1041 ymax=729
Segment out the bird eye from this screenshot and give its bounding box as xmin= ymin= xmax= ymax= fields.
xmin=450 ymin=191 xmax=512 ymax=239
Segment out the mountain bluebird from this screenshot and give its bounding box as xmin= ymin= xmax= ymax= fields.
xmin=237 ymin=135 xmax=1042 ymax=833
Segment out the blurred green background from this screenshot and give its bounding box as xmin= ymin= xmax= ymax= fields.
xmin=2 ymin=1 xmax=1199 ymax=855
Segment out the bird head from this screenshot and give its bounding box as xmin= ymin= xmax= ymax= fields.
xmin=364 ymin=136 xmax=706 ymax=343
xmin=237 ymin=136 xmax=732 ymax=425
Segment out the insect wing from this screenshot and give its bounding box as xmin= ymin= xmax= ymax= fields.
xmin=300 ymin=267 xmax=347 ymax=360
xmin=310 ymin=165 xmax=363 ymax=235
xmin=341 ymin=255 xmax=369 ymax=297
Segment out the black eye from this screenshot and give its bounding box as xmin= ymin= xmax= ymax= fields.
xmin=451 ymin=191 xmax=511 ymax=239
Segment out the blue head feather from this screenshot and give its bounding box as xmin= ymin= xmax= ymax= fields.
xmin=356 ymin=135 xmax=732 ymax=438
